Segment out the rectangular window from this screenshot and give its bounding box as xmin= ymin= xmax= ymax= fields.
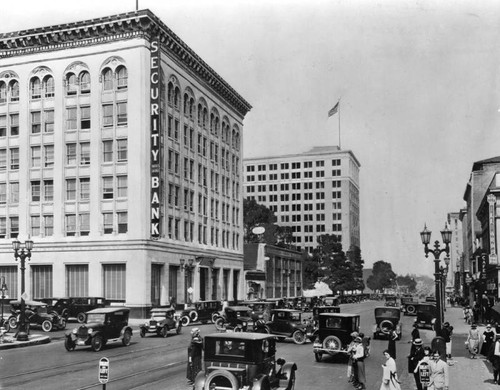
xmin=117 ymin=212 xmax=128 ymax=233
xmin=10 ymin=182 xmax=18 ymax=203
xmin=80 ymin=214 xmax=90 ymax=236
xmin=0 ymin=149 xmax=7 ymax=171
xmin=31 ymin=265 xmax=52 ymax=299
xmin=117 ymin=175 xmax=127 ymax=198
xmin=117 ymin=139 xmax=127 ymax=162
xmin=81 ymin=106 xmax=91 ymax=129
xmin=80 ymin=142 xmax=90 ymax=165
xmin=102 ymin=264 xmax=126 ymax=300
xmin=44 ymin=215 xmax=54 ymax=236
xmin=31 ymin=111 xmax=41 ymax=134
xmin=103 ymin=140 xmax=113 ymax=162
xmin=10 ymin=114 xmax=19 ymax=136
xmin=103 ymin=177 xmax=113 ymax=199
xmin=0 ymin=217 xmax=6 ymax=238
xmin=0 ymin=183 xmax=5 ymax=204
xmin=44 ymin=145 xmax=54 ymax=167
xmin=103 ymin=212 xmax=113 ymax=234
xmin=43 ymin=180 xmax=53 ymax=201
xmin=44 ymin=110 xmax=54 ymax=133
xmin=80 ymin=178 xmax=90 ymax=200
xmin=31 ymin=215 xmax=41 ymax=236
xmin=66 ymin=107 xmax=77 ymax=130
xmin=66 ymin=179 xmax=76 ymax=201
xmin=31 ymin=146 xmax=41 ymax=168
xmin=66 ymin=143 xmax=77 ymax=165
xmin=102 ymin=104 xmax=113 ymax=127
xmin=117 ymin=102 xmax=127 ymax=125
xmin=66 ymin=264 xmax=89 ymax=297
xmin=10 ymin=148 xmax=19 ymax=170
xmin=65 ymin=214 xmax=76 ymax=236
xmin=31 ymin=180 xmax=41 ymax=202
xmin=0 ymin=115 xmax=5 ymax=137
xmin=10 ymin=216 xmax=19 ymax=238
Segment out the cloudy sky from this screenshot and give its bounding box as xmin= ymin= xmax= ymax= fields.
xmin=3 ymin=0 xmax=500 ymax=277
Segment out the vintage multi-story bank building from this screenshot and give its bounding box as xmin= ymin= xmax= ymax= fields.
xmin=0 ymin=10 xmax=251 ymax=316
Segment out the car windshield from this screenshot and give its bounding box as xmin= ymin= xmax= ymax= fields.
xmin=290 ymin=312 xmax=301 ymax=321
xmin=86 ymin=313 xmax=106 ymax=323
xmin=375 ymin=308 xmax=399 ymax=317
xmin=215 ymin=340 xmax=246 ymax=357
xmin=152 ymin=313 xmax=167 ymax=320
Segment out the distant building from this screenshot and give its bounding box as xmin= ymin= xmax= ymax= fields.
xmin=0 ymin=10 xmax=251 ymax=317
xmin=243 ymin=146 xmax=360 ymax=253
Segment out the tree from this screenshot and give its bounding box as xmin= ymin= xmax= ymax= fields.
xmin=243 ymin=198 xmax=277 ymax=243
xmin=395 ymin=274 xmax=417 ymax=293
xmin=366 ymin=260 xmax=396 ymax=292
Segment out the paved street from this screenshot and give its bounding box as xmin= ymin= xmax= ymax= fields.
xmin=0 ymin=301 xmax=495 ymax=389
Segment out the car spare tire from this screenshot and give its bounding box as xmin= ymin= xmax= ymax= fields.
xmin=204 ymin=369 xmax=239 ymax=390
xmin=406 ymin=305 xmax=416 ymax=314
xmin=322 ymin=335 xmax=342 ymax=354
xmin=380 ymin=319 xmax=394 ymax=334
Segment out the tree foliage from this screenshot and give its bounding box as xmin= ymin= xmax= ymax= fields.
xmin=366 ymin=260 xmax=396 ymax=292
xmin=395 ymin=274 xmax=417 ymax=293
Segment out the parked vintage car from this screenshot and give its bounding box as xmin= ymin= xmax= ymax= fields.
xmin=414 ymin=303 xmax=438 ymax=330
xmin=256 ymin=309 xmax=315 ymax=345
xmin=44 ymin=296 xmax=108 ymax=323
xmin=384 ymin=295 xmax=398 ymax=307
xmin=312 ymin=313 xmax=361 ymax=362
xmin=312 ymin=305 xmax=341 ymax=325
xmin=401 ymin=296 xmax=418 ymax=315
xmin=214 ymin=306 xmax=253 ymax=332
xmin=194 ymin=332 xmax=297 ymax=390
xmin=140 ymin=307 xmax=181 ymax=337
xmin=64 ymin=307 xmax=132 ymax=352
xmin=372 ymin=307 xmax=402 ymax=340
xmin=179 ymin=300 xmax=223 ymax=326
xmin=8 ymin=300 xmax=66 ymax=332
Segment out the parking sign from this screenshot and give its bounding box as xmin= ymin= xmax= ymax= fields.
xmin=99 ymin=357 xmax=109 ymax=384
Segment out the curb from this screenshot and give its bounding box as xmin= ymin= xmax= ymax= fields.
xmin=0 ymin=334 xmax=51 ymax=350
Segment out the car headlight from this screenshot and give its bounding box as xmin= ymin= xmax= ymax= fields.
xmin=243 ymin=322 xmax=247 ymax=326
xmin=87 ymin=328 xmax=93 ymax=333
xmin=144 ymin=321 xmax=149 ymax=326
xmin=72 ymin=328 xmax=77 ymax=334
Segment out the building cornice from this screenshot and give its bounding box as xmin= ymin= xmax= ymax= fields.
xmin=0 ymin=9 xmax=251 ymax=117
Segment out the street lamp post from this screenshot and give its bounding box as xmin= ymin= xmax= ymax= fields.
xmin=420 ymin=224 xmax=451 ymax=335
xmin=12 ymin=236 xmax=33 ymax=341
xmin=0 ymin=276 xmax=8 ymax=328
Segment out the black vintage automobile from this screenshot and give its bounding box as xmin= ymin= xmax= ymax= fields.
xmin=45 ymin=296 xmax=108 ymax=323
xmin=179 ymin=300 xmax=223 ymax=326
xmin=242 ymin=300 xmax=277 ymax=322
xmin=139 ymin=307 xmax=182 ymax=337
xmin=8 ymin=300 xmax=66 ymax=332
xmin=214 ymin=306 xmax=253 ymax=332
xmin=312 ymin=305 xmax=341 ymax=325
xmin=256 ymin=309 xmax=315 ymax=345
xmin=372 ymin=307 xmax=402 ymax=339
xmin=414 ymin=303 xmax=438 ymax=330
xmin=194 ymin=332 xmax=297 ymax=390
xmin=384 ymin=295 xmax=398 ymax=307
xmin=312 ymin=313 xmax=361 ymax=362
xmin=64 ymin=307 xmax=132 ymax=352
xmin=401 ymin=296 xmax=418 ymax=315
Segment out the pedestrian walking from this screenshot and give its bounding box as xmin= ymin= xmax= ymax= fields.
xmin=186 ymin=327 xmax=203 ymax=385
xmin=408 ymin=338 xmax=425 ymax=390
xmin=466 ymin=323 xmax=480 ymax=359
xmin=463 ymin=306 xmax=472 ymax=324
xmin=380 ymin=349 xmax=401 ymax=390
xmin=481 ymin=323 xmax=496 ymax=357
xmin=489 ymin=333 xmax=500 ymax=384
xmin=352 ymin=336 xmax=366 ymax=390
xmin=388 ymin=329 xmax=398 ymax=359
xmin=438 ymin=322 xmax=453 ymax=359
xmin=428 ymin=350 xmax=449 ymax=390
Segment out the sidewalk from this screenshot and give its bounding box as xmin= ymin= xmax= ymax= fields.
xmin=437 ymin=306 xmax=497 ymax=389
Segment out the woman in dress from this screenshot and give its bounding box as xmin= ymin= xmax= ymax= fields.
xmin=186 ymin=328 xmax=203 ymax=384
xmin=380 ymin=349 xmax=401 ymax=390
xmin=387 ymin=329 xmax=398 ymax=359
xmin=481 ymin=323 xmax=496 ymax=356
xmin=467 ymin=323 xmax=480 ymax=359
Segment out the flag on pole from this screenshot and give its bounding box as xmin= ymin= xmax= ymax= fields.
xmin=328 ymin=101 xmax=339 ymax=117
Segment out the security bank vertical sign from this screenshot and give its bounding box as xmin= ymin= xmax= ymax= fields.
xmin=99 ymin=357 xmax=109 ymax=388
xmin=150 ymin=38 xmax=162 ymax=239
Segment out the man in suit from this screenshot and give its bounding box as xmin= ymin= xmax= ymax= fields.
xmin=408 ymin=338 xmax=426 ymax=390
xmin=428 ymin=350 xmax=449 ymax=390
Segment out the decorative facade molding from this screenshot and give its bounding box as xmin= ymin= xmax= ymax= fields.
xmin=0 ymin=9 xmax=251 ymax=117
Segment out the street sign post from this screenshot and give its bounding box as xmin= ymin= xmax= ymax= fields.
xmin=99 ymin=357 xmax=109 ymax=389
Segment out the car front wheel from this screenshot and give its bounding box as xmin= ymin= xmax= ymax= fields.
xmin=91 ymin=335 xmax=103 ymax=352
xmin=41 ymin=320 xmax=53 ymax=332
xmin=8 ymin=316 xmax=17 ymax=329
xmin=292 ymin=330 xmax=306 ymax=345
xmin=77 ymin=312 xmax=87 ymax=323
xmin=64 ymin=337 xmax=76 ymax=351
xmin=180 ymin=316 xmax=190 ymax=327
xmin=161 ymin=327 xmax=168 ymax=338
xmin=214 ymin=317 xmax=225 ymax=331
xmin=122 ymin=330 xmax=132 ymax=346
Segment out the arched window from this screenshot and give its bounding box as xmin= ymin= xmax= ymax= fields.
xmin=221 ymin=120 xmax=227 ymax=143
xmin=66 ymin=73 xmax=77 ymax=96
xmin=174 ymin=86 xmax=180 ymax=110
xmin=30 ymin=77 xmax=41 ymax=99
xmin=168 ymin=82 xmax=174 ymax=107
xmin=43 ymin=76 xmax=54 ymax=98
xmin=0 ymin=82 xmax=6 ymax=104
xmin=9 ymin=80 xmax=19 ymax=102
xmin=234 ymin=132 xmax=240 ymax=151
xmin=197 ymin=103 xmax=203 ymax=126
xmin=232 ymin=129 xmax=236 ymax=149
xmin=214 ymin=116 xmax=220 ymax=138
xmin=80 ymin=71 xmax=90 ymax=94
xmin=116 ymin=66 xmax=127 ymax=90
xmin=102 ymin=68 xmax=113 ymax=91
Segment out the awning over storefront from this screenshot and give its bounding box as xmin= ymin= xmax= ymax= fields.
xmin=302 ymin=281 xmax=333 ymax=297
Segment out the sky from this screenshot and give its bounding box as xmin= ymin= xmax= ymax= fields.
xmin=3 ymin=0 xmax=500 ymax=277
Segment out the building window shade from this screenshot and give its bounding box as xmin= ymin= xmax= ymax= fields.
xmin=0 ymin=266 xmax=18 ymax=299
xmin=31 ymin=265 xmax=52 ymax=299
xmin=103 ymin=264 xmax=126 ymax=300
xmin=66 ymin=264 xmax=89 ymax=297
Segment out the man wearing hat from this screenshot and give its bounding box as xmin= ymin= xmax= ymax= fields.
xmin=352 ymin=336 xmax=366 ymax=390
xmin=186 ymin=328 xmax=203 ymax=384
xmin=408 ymin=338 xmax=425 ymax=390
